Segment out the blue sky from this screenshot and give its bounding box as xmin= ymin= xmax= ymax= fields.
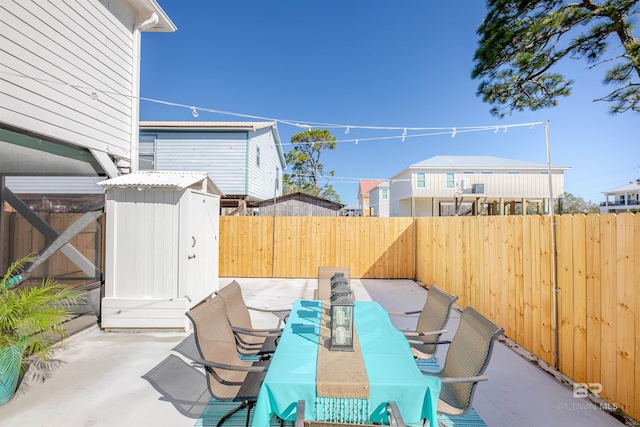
xmin=140 ymin=1 xmax=639 ymax=207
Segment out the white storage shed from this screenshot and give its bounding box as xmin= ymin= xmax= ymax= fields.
xmin=98 ymin=171 xmax=222 ymax=330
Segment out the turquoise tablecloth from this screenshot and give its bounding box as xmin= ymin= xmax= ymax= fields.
xmin=251 ymin=300 xmax=440 ymax=427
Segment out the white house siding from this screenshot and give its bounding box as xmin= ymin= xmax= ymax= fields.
xmin=0 ymin=0 xmax=135 ymax=159
xmin=389 ymin=172 xmax=412 ymax=216
xmin=152 ymin=131 xmax=248 ymax=195
xmin=246 ymin=127 xmax=283 ymax=201
xmin=398 ymin=199 xmax=412 ymax=217
xmin=411 ymin=170 xmax=565 ymax=198
xmin=369 ymin=186 xmax=390 ymax=217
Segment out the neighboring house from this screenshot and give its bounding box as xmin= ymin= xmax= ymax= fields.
xmin=358 ymin=179 xmax=385 ymax=216
xmin=1 ymin=0 xmax=175 ymax=273
xmin=388 ymin=155 xmax=569 ymax=217
xmin=341 ymin=204 xmax=362 ymax=217
xmin=139 ymin=121 xmax=286 ymax=213
xmin=600 ymin=179 xmax=640 ymax=214
xmin=369 ymin=181 xmax=390 ymax=217
xmin=257 ymin=192 xmax=343 ymax=217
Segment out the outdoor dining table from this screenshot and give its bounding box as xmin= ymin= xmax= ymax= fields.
xmin=251 ymin=299 xmax=440 ymax=427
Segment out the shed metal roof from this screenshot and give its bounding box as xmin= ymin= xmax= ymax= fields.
xmin=98 ymin=171 xmax=222 ymax=194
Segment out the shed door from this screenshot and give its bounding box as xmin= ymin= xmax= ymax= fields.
xmin=181 ymin=191 xmax=220 ymax=306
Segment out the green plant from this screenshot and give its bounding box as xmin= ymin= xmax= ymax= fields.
xmin=1 ymin=254 xmax=85 ymax=376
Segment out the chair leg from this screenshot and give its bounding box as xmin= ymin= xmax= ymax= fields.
xmin=244 ymin=401 xmax=255 ymax=427
xmin=216 ymin=401 xmax=248 ymax=427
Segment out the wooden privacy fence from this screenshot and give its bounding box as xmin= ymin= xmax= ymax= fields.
xmin=416 ymin=213 xmax=639 ymax=420
xmin=4 ymin=213 xmax=638 ymax=420
xmin=220 ymin=214 xmax=639 ymax=420
xmin=219 ymin=216 xmax=415 ymax=278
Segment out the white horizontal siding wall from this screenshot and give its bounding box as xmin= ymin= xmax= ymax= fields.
xmin=0 ymin=0 xmax=134 ymax=158
xmin=412 ymin=169 xmax=565 ymax=198
xmin=153 ymin=132 xmax=248 ymax=195
xmin=247 ymin=127 xmax=282 ymax=201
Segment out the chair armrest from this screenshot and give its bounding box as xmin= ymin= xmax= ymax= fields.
xmin=403 ymin=329 xmax=447 ymax=337
xmin=440 ymin=375 xmax=488 ymax=384
xmin=246 ymin=305 xmax=291 ymax=315
xmin=295 ymin=400 xmax=305 ymax=427
xmin=193 ymin=358 xmax=268 ymax=372
xmin=387 ymin=310 xmax=421 ymax=316
xmin=387 ymin=401 xmax=406 ymax=426
xmin=231 ymin=326 xmax=283 ymax=336
xmin=406 ymin=339 xmax=451 ymax=346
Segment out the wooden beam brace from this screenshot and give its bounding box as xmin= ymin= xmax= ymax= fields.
xmin=3 ymin=187 xmax=102 ymax=278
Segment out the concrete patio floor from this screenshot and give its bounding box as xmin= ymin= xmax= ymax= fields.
xmin=0 ymin=278 xmax=626 ymax=427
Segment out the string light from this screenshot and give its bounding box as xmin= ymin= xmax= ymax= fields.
xmin=451 ymin=128 xmax=457 ymax=138
xmin=0 ymin=70 xmax=546 ymax=142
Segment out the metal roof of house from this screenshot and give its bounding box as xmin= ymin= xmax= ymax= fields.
xmin=98 ymin=171 xmax=222 ymax=194
xmin=408 ymin=155 xmax=569 ymax=170
xmin=139 ymin=121 xmax=276 ymax=131
xmin=256 ymin=191 xmax=344 ymax=208
xmin=603 ymin=180 xmax=640 ymax=194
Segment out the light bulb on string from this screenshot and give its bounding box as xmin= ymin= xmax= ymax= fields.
xmin=90 ymin=89 xmax=99 ymax=100
xmin=355 ymin=139 xmax=358 ymax=145
xmin=451 ymin=128 xmax=457 ymax=138
xmin=191 ymin=107 xmax=199 ymax=118
xmin=401 ymin=128 xmax=407 ymax=142
xmin=494 ymin=126 xmax=499 ymax=133
xmin=345 ymin=127 xmax=350 ymax=135
xmin=503 ymin=126 xmax=508 ymax=133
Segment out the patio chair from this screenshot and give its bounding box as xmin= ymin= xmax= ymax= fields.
xmin=388 ymin=284 xmax=458 ymax=360
xmin=295 ymin=400 xmax=406 ymax=427
xmin=186 ymin=296 xmax=269 ymax=427
xmin=418 ymin=306 xmax=504 ymax=426
xmin=216 ymin=280 xmax=288 ymax=358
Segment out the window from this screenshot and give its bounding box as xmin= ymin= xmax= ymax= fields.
xmin=446 ymin=172 xmax=455 ymax=188
xmin=382 ymin=189 xmax=388 ymax=200
xmin=256 ymin=147 xmax=261 ymax=167
xmin=481 ymin=171 xmax=494 ymax=175
xmin=540 ymin=171 xmax=548 ymax=175
xmin=507 ymin=171 xmax=520 ymax=175
xmin=462 ymin=171 xmax=475 ymax=175
xmin=416 ymin=172 xmax=426 ymax=188
xmin=139 ymin=134 xmax=156 ymax=170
